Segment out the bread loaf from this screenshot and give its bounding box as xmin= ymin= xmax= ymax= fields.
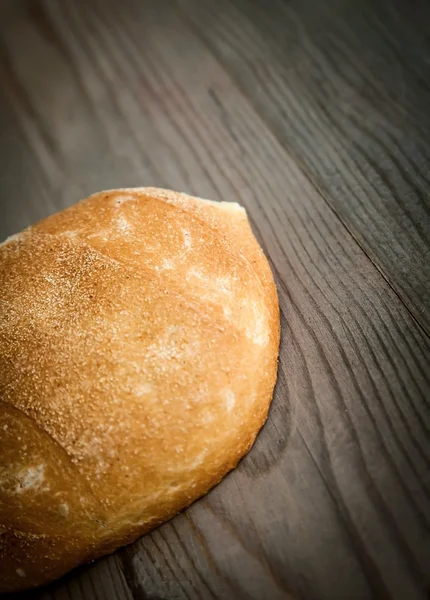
xmin=0 ymin=188 xmax=279 ymax=592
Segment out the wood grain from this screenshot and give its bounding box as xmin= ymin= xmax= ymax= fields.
xmin=0 ymin=1 xmax=429 ymax=599
xmin=177 ymin=0 xmax=430 ymax=335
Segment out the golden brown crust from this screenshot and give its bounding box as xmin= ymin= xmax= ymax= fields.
xmin=0 ymin=188 xmax=280 ymax=592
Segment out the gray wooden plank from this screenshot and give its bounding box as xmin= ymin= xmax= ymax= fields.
xmin=177 ymin=0 xmax=430 ymax=335
xmin=0 ymin=1 xmax=429 ymax=599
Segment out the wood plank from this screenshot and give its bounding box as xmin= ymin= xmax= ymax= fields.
xmin=177 ymin=0 xmax=430 ymax=335
xmin=0 ymin=1 xmax=429 ymax=599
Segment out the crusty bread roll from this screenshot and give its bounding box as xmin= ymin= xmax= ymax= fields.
xmin=0 ymin=188 xmax=279 ymax=592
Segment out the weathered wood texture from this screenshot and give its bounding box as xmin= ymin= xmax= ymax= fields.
xmin=177 ymin=0 xmax=430 ymax=335
xmin=0 ymin=1 xmax=429 ymax=599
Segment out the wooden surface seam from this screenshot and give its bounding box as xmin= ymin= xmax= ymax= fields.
xmin=0 ymin=1 xmax=429 ymax=599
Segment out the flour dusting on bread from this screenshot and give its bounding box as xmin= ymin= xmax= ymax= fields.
xmin=0 ymin=187 xmax=279 ymax=593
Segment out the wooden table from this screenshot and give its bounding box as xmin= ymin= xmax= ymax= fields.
xmin=1 ymin=1 xmax=429 ymax=599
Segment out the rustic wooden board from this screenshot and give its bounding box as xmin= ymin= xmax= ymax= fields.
xmin=0 ymin=1 xmax=429 ymax=599
xmin=177 ymin=0 xmax=430 ymax=335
